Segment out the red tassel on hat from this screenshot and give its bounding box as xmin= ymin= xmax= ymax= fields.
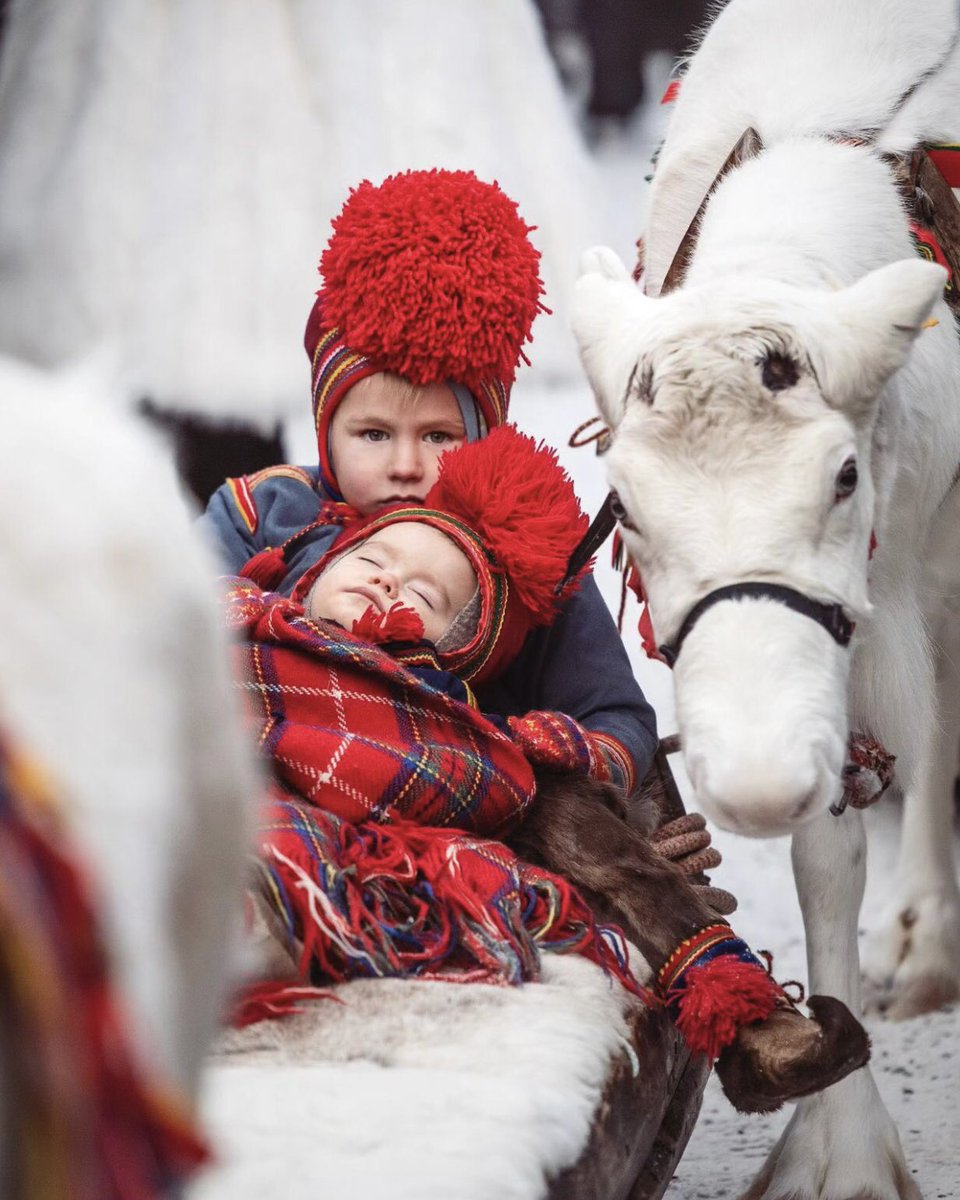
xmin=351 ymin=602 xmax=425 ymax=645
xmin=240 ymin=546 xmax=289 ymax=591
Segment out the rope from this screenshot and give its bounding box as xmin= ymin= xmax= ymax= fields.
xmin=651 ymin=812 xmax=738 ymax=916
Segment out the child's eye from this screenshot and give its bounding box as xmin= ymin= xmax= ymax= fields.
xmin=425 ymin=431 xmax=457 ymax=445
xmin=361 ymin=429 xmax=388 ymax=442
xmin=411 ymin=588 xmax=435 ymax=611
xmin=358 ymin=556 xmax=382 ymax=568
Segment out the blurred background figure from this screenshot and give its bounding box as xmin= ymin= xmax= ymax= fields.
xmin=533 ymin=0 xmax=709 ymax=134
xmin=0 ymin=0 xmax=610 ymax=505
xmin=579 ymin=0 xmax=707 ymax=128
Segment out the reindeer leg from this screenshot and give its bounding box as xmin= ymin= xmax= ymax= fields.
xmin=515 ymin=774 xmax=868 ymax=1117
xmin=738 ymin=811 xmax=919 ymax=1200
xmin=861 ymin=491 xmax=960 ymax=1019
xmin=874 ymin=596 xmax=960 ymax=1019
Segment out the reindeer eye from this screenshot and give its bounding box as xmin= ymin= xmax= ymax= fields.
xmin=835 ymin=456 xmax=858 ymax=500
xmin=609 ymin=491 xmax=638 ymax=532
xmin=761 ymin=352 xmax=799 ymax=392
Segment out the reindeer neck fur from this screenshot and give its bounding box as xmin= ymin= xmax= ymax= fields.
xmin=646 ymin=0 xmax=960 ymax=294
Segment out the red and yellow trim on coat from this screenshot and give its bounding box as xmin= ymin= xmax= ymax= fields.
xmin=226 ymin=465 xmax=316 ymax=535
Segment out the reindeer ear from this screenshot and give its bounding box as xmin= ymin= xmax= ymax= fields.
xmin=813 ymin=259 xmax=947 ymax=417
xmin=572 ymin=247 xmax=652 ymax=430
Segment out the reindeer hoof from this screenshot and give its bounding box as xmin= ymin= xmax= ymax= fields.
xmin=874 ymin=970 xmax=960 ymax=1021
xmin=715 ymin=994 xmax=870 ymax=1114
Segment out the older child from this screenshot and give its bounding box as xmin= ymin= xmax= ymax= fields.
xmin=232 ymin=427 xmax=869 ymax=1113
xmin=200 ymin=168 xmax=656 ymax=803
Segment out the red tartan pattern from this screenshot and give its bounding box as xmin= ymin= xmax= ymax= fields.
xmin=226 ymin=581 xmax=536 ymax=835
xmin=506 ymin=710 xmax=614 ymax=783
xmin=256 ymin=792 xmax=646 ymax=996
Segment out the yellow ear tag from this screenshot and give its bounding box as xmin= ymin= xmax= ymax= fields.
xmin=922 ymin=317 xmax=939 ymax=329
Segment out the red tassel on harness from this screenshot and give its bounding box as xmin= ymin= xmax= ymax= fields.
xmin=671 ymin=955 xmax=781 ymax=1061
xmin=240 ymin=545 xmax=289 ymax=590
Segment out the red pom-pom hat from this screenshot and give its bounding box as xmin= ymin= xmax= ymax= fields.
xmin=293 ymin=427 xmax=589 ymax=684
xmin=306 ymin=170 xmax=547 ymax=496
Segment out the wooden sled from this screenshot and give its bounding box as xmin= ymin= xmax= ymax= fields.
xmin=192 ymin=744 xmax=711 ymax=1200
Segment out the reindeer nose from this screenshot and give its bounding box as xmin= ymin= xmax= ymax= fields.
xmin=699 ymin=763 xmax=826 ymax=836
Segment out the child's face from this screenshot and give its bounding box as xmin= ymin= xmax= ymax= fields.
xmin=329 ymin=374 xmax=467 ymax=515
xmin=307 ymin=521 xmax=477 ymax=645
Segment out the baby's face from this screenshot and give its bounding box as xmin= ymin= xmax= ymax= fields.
xmin=307 ymin=521 xmax=477 ymax=644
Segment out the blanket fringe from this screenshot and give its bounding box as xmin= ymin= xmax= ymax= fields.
xmin=260 ymin=797 xmax=650 ymax=1003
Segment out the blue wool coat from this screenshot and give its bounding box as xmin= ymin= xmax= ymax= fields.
xmin=200 ymin=465 xmax=659 ymax=797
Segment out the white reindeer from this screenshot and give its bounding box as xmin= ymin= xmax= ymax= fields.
xmin=572 ymin=1 xmax=960 ymax=1197
xmin=0 ymin=357 xmax=257 ymax=1184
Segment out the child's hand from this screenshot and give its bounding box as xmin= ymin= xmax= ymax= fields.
xmin=506 ymin=711 xmax=613 ymax=782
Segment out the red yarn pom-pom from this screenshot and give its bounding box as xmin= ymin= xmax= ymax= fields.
xmin=320 ymin=170 xmax=546 ymax=392
xmin=670 ymin=955 xmax=781 ymax=1061
xmin=352 ymin=602 xmax=425 ymax=645
xmin=427 ymin=426 xmax=589 ymax=623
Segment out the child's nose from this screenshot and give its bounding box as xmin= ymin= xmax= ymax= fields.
xmin=388 ymin=438 xmax=425 ymax=481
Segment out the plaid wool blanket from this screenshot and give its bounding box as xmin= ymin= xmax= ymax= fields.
xmin=225 ymin=581 xmax=641 ymax=994
xmin=226 ymin=581 xmax=535 ymax=834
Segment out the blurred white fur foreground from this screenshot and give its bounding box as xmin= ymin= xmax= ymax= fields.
xmin=192 ymin=954 xmax=642 ymax=1200
xmin=0 ymin=356 xmax=256 ymax=1113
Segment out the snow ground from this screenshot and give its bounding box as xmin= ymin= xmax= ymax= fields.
xmin=208 ymin=49 xmax=960 ymax=1200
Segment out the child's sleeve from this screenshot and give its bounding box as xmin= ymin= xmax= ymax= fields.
xmin=478 ymin=575 xmax=658 ymax=798
xmin=197 ymin=467 xmax=324 ymax=575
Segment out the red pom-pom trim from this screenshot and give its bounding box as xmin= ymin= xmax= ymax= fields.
xmin=670 ymin=955 xmax=781 ymax=1061
xmin=427 ymin=426 xmax=588 ymax=624
xmin=351 ymin=601 xmax=425 ymax=645
xmin=320 ymin=170 xmax=546 ymax=391
xmin=240 ymin=545 xmax=288 ymax=591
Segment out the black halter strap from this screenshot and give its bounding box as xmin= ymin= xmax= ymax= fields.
xmin=658 ymin=581 xmax=854 ymax=668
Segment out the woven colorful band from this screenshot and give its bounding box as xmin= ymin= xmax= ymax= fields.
xmin=590 ymin=731 xmax=636 ymax=795
xmin=910 ymin=221 xmax=956 ymax=293
xmin=657 ymin=923 xmax=767 ymax=1010
xmin=312 ymin=326 xmax=509 ymax=436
